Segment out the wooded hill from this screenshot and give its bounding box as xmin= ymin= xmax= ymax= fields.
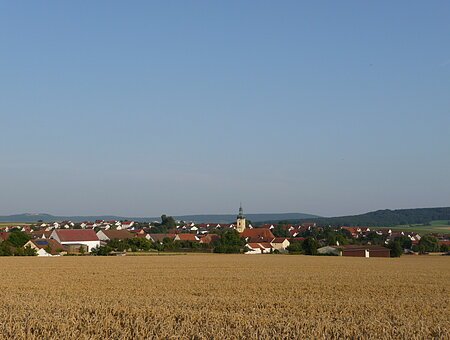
xmin=262 ymin=207 xmax=450 ymax=227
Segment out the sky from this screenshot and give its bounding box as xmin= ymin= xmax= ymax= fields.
xmin=1 ymin=1 xmax=449 ymax=217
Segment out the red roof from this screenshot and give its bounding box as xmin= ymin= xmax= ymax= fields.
xmin=54 ymin=229 xmax=99 ymax=242
xmin=241 ymin=228 xmax=275 ymax=242
xmin=135 ymin=233 xmax=149 ymax=238
xmin=101 ymin=230 xmax=135 ymax=240
xmin=248 ymin=242 xmax=273 ymax=249
xmin=248 ymin=243 xmax=263 ymax=249
xmin=271 ymin=237 xmax=288 ymax=243
xmin=175 ymin=234 xmax=198 ymax=241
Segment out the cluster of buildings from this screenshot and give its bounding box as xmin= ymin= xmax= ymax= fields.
xmin=1 ymin=206 xmax=449 ymax=257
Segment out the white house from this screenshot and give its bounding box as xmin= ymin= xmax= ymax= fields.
xmin=121 ymin=221 xmax=134 ymax=229
xmin=245 ymin=242 xmax=274 ymax=254
xmin=270 ymin=238 xmax=290 ymax=253
xmin=50 ymin=229 xmax=100 ymax=252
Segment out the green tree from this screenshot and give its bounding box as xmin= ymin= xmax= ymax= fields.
xmin=287 ymin=241 xmax=303 ymax=254
xmin=302 ymin=237 xmax=318 ymax=255
xmin=272 ymin=225 xmax=290 ymax=238
xmin=214 ymin=230 xmax=244 ymax=253
xmin=365 ymin=231 xmax=384 ymax=246
xmin=440 ymin=244 xmax=449 ymax=252
xmin=394 ymin=236 xmax=412 ymax=250
xmin=7 ymin=231 xmax=30 ymax=247
xmin=336 ymin=234 xmax=348 ymax=246
xmin=388 ymin=240 xmax=403 ymax=257
xmin=418 ymin=235 xmax=440 ymax=253
xmin=160 ymin=215 xmax=176 ymax=228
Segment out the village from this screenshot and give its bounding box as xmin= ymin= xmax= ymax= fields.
xmin=0 ymin=206 xmax=449 ymax=258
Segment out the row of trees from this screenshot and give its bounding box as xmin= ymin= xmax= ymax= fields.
xmin=92 ymin=230 xmax=246 ymax=256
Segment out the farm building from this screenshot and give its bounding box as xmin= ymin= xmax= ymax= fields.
xmin=50 ymin=229 xmax=100 ymax=252
xmin=338 ymin=245 xmax=390 ymax=258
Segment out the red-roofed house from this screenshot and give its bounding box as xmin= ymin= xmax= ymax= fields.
xmin=174 ymin=234 xmax=199 ymax=242
xmin=245 ymin=242 xmax=274 ymax=254
xmin=50 ymin=229 xmax=100 ymax=252
xmin=341 ymin=227 xmax=361 ymax=238
xmin=241 ymin=228 xmax=275 ymax=243
xmin=24 ymin=239 xmax=65 ymax=256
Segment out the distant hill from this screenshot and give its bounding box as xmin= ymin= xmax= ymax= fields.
xmin=259 ymin=207 xmax=450 ymax=227
xmin=0 ymin=212 xmax=320 ymax=224
xmin=174 ymin=213 xmax=319 ymax=224
xmin=4 ymin=208 xmax=449 ymax=226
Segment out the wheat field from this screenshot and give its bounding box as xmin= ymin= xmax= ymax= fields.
xmin=0 ymin=255 xmax=448 ymax=339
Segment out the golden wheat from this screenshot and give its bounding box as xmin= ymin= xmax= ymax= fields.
xmin=0 ymin=255 xmax=448 ymax=339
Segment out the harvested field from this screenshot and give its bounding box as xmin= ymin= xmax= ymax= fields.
xmin=0 ymin=255 xmax=448 ymax=339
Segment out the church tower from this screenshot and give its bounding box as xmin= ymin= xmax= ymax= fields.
xmin=236 ymin=203 xmax=246 ymax=233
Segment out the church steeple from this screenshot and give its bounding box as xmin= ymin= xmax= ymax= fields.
xmin=236 ymin=203 xmax=246 ymax=233
xmin=238 ymin=203 xmax=244 ymax=219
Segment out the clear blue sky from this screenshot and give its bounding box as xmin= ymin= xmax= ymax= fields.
xmin=1 ymin=1 xmax=449 ymax=217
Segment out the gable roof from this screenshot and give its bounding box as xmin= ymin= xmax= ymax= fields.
xmin=247 ymin=242 xmax=274 ymax=250
xmin=175 ymin=234 xmax=198 ymax=241
xmin=241 ymin=228 xmax=275 ymax=242
xmin=31 ymin=230 xmax=53 ymax=239
xmin=101 ymin=230 xmax=135 ymax=240
xmin=148 ymin=234 xmax=176 ymax=242
xmin=30 ymin=239 xmax=65 ymax=255
xmin=271 ymin=237 xmax=289 ymax=243
xmin=54 ymin=229 xmax=99 ymax=242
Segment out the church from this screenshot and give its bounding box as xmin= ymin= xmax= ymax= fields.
xmin=236 ymin=204 xmax=246 ymax=233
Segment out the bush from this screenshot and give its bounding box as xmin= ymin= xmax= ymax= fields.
xmin=91 ymin=246 xmax=112 ymax=256
xmin=287 ymin=241 xmax=303 ymax=254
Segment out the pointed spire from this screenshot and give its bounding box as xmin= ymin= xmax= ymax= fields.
xmin=238 ymin=203 xmax=245 ymax=219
